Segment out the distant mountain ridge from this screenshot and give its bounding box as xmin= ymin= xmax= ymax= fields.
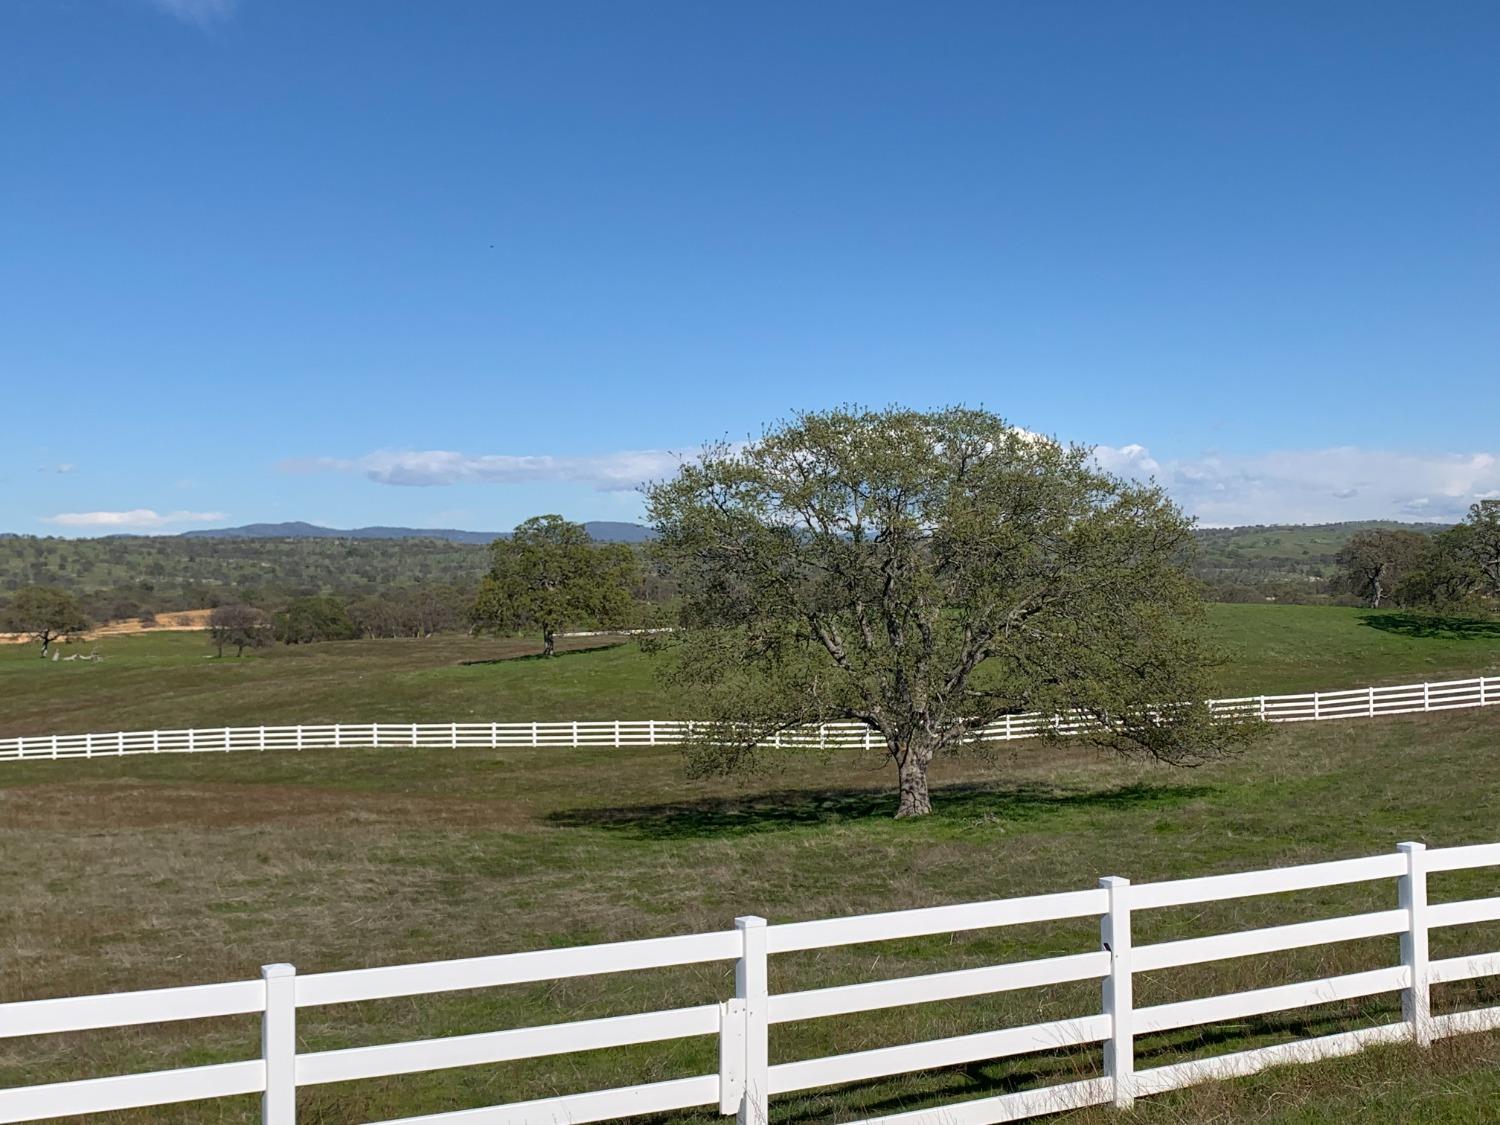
xmin=179 ymin=521 xmax=655 ymax=544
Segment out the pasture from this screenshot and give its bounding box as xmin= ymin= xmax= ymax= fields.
xmin=2 ymin=604 xmax=1500 ymax=739
xmin=3 ymin=601 xmax=1500 ymax=1122
xmin=3 ymin=701 xmax=1500 ymax=1121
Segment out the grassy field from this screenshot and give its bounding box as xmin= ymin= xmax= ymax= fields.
xmin=2 ymin=604 xmax=1499 ymax=739
xmin=2 ymin=701 xmax=1500 ymax=1122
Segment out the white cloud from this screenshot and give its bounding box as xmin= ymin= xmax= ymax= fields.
xmin=287 ymin=438 xmax=1499 ymax=526
xmin=1094 ymin=444 xmax=1499 ymax=526
xmin=43 ymin=509 xmax=226 ymax=529
xmin=146 ymin=0 xmax=237 ymax=26
xmin=284 ymin=448 xmax=689 ymax=491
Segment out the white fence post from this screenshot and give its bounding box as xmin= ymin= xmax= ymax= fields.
xmin=188 ymin=729 xmax=195 ymax=753
xmin=734 ymin=916 xmax=769 ymax=1125
xmin=1368 ymin=686 xmax=1375 ymax=718
xmin=1398 ymin=842 xmax=1432 ymax=1047
xmin=154 ymin=729 xmax=161 ymax=753
xmin=261 ymin=963 xmax=297 ymax=1124
xmin=572 ymin=720 xmax=580 ymax=747
xmin=334 ymin=724 xmax=342 ymax=749
xmin=1313 ymin=692 xmax=1321 ymax=720
xmin=718 ymin=998 xmax=746 ymax=1115
xmin=1101 ymin=876 xmax=1134 ymax=1110
xmin=532 ymin=721 xmax=539 ymax=747
xmin=491 ymin=722 xmax=498 ymax=749
xmin=1424 ymin=682 xmax=1431 ymax=711
xmin=649 ymin=719 xmax=657 ymax=746
xmin=451 ymin=722 xmax=458 ymax=748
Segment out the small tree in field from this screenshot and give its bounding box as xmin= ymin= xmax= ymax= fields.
xmin=1333 ymin=528 xmax=1430 ymax=608
xmin=647 ymin=406 xmax=1254 ymax=818
xmin=209 ymin=604 xmax=272 ymax=657
xmin=472 ymin=515 xmax=638 ymax=655
xmin=3 ymin=586 xmax=88 ymax=658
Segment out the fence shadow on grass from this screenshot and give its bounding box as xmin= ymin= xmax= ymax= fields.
xmin=547 ymin=779 xmax=1216 ymax=840
xmin=1358 ymin=612 xmax=1500 ymax=641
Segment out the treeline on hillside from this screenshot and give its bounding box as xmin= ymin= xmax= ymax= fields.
xmin=0 ymin=519 xmax=678 ymax=654
xmin=0 ymin=534 xmax=490 ymax=621
xmin=1328 ymin=504 xmax=1500 ymax=613
xmin=1190 ymin=520 xmax=1452 ymax=604
xmin=3 ymin=512 xmax=1494 ymax=635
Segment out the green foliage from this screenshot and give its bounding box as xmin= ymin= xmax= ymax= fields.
xmin=271 ymin=596 xmax=358 ymax=645
xmin=1332 ymin=528 xmax=1431 ymax=607
xmin=1453 ymin=499 xmax=1500 ymax=598
xmin=0 ymin=534 xmax=492 ymax=618
xmin=1 ymin=585 xmax=89 ymax=656
xmin=647 ymin=405 xmax=1257 ymax=816
xmin=207 ymin=605 xmax=272 ymax=657
xmin=1192 ymin=521 xmax=1445 ymax=604
xmin=1395 ymin=502 xmax=1500 ymax=615
xmin=471 ymin=516 xmax=639 ymax=654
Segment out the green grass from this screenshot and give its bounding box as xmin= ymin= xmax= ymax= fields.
xmin=3 ymin=604 xmax=1499 ymax=739
xmin=2 ymin=704 xmax=1500 ymax=1122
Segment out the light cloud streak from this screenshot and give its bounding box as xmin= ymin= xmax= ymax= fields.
xmin=291 ymin=440 xmax=1499 ymax=527
xmin=146 ymin=0 xmax=238 ymax=26
xmin=284 ymin=448 xmax=688 ymax=492
xmin=43 ymin=509 xmax=226 ymax=530
xmin=1093 ymin=444 xmax=1499 ymax=526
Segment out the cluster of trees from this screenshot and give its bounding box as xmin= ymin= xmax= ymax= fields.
xmin=1333 ymin=502 xmax=1500 ymax=611
xmin=0 ymin=536 xmax=491 ymax=619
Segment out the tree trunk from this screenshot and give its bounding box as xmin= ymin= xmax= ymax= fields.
xmin=894 ymin=743 xmax=934 ymax=818
xmin=542 ymin=627 xmax=556 ymax=657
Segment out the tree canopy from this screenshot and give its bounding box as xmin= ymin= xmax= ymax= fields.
xmin=1333 ymin=528 xmax=1431 ymax=608
xmin=2 ymin=586 xmax=89 ymax=657
xmin=471 ymin=515 xmax=639 ymax=655
xmin=647 ymin=406 xmax=1253 ymax=817
xmin=209 ymin=604 xmax=272 ymax=657
xmin=272 ymin=596 xmax=359 ymax=644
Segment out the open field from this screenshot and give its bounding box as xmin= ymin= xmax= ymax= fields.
xmin=2 ymin=604 xmax=1499 ymax=740
xmin=3 ymin=704 xmax=1500 ymax=1122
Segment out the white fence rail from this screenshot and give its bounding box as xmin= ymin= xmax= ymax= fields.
xmin=5 ymin=839 xmax=1500 ymax=1123
xmin=1 ymin=675 xmax=1495 ymax=764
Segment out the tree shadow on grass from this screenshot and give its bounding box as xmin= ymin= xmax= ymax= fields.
xmin=458 ymin=642 xmax=625 ymax=667
xmin=547 ymin=780 xmax=1216 ymax=840
xmin=1358 ymin=612 xmax=1500 ymax=641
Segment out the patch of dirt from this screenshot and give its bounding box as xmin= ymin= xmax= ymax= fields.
xmin=0 ymin=609 xmax=214 ymax=645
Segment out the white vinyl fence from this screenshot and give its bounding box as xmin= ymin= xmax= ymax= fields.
xmin=5 ymin=839 xmax=1500 ymax=1123
xmin=1 ymin=675 xmax=1495 ymax=764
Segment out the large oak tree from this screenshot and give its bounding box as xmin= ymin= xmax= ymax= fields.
xmin=472 ymin=516 xmax=639 ymax=655
xmin=647 ymin=406 xmax=1252 ymax=818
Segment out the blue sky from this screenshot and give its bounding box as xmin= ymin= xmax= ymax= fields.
xmin=3 ymin=0 xmax=1496 ymax=534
